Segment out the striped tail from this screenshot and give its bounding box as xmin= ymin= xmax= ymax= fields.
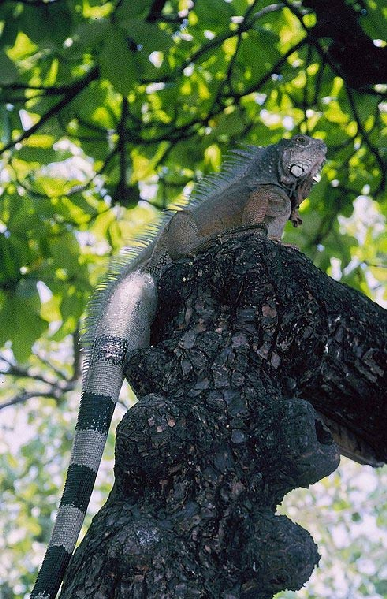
xmin=31 ymin=271 xmax=157 ymax=598
xmin=30 ymin=388 xmax=116 ymax=599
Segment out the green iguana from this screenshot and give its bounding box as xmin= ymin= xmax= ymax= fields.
xmin=31 ymin=134 xmax=327 ymax=598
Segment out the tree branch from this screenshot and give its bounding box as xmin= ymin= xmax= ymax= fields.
xmin=146 ymin=0 xmax=168 ymax=22
xmin=60 ymin=229 xmax=386 ymax=598
xmin=0 ymin=67 xmax=99 ymax=156
xmin=0 ymin=390 xmax=59 ymax=410
xmin=346 ymin=87 xmax=386 ymax=195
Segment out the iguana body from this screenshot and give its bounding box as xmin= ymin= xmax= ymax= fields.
xmin=31 ymin=134 xmax=326 ymax=598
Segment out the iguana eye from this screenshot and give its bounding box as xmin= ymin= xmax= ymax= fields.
xmin=294 ymin=135 xmax=307 ymax=145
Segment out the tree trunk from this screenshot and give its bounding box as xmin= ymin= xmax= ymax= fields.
xmin=59 ymin=229 xmax=387 ymax=599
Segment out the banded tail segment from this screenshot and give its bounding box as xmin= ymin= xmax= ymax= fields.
xmin=31 ymin=272 xmax=157 ymax=598
xmin=30 ymin=391 xmax=115 ymax=598
xmin=31 ymin=358 xmax=119 ymax=598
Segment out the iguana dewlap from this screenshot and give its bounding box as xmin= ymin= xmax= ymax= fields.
xmin=31 ymin=134 xmax=327 ymax=598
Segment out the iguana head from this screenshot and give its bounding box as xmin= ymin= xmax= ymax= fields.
xmin=277 ymin=134 xmax=327 ymax=202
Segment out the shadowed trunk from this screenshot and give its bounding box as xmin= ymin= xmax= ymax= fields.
xmin=59 ymin=229 xmax=386 ymax=599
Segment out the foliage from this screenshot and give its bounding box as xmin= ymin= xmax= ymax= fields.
xmin=0 ymin=0 xmax=386 ymax=597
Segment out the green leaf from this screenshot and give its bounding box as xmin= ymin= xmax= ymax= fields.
xmin=0 ymin=8 xmax=20 ymax=48
xmin=17 ymin=147 xmax=61 ymax=165
xmin=48 ymin=234 xmax=81 ymax=276
xmin=360 ymin=4 xmax=387 ymax=40
xmin=325 ymin=100 xmax=349 ymax=124
xmin=99 ymin=28 xmax=139 ymax=95
xmin=193 ymin=0 xmax=234 ymax=27
xmin=212 ymin=110 xmax=245 ymax=137
xmin=73 ymin=20 xmax=111 ymax=48
xmin=0 ymin=52 xmax=18 ymax=84
xmin=0 ymin=284 xmax=47 ymax=362
xmin=34 ymin=177 xmax=70 ymax=197
xmin=115 ymin=0 xmax=154 ymax=19
xmin=236 ymin=29 xmax=280 ymax=85
xmin=60 ymin=289 xmax=84 ymax=322
xmin=20 ymin=4 xmax=72 ymax=47
xmin=69 ymin=82 xmax=111 ymax=126
xmin=120 ymin=20 xmax=173 ymax=53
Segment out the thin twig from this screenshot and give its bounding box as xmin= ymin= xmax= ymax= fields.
xmin=0 ymin=390 xmax=59 ymax=410
xmin=346 ymin=87 xmax=386 ymax=195
xmin=0 ymin=67 xmax=99 ymax=156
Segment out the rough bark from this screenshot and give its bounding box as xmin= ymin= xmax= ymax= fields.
xmin=59 ymin=229 xmax=386 ymax=599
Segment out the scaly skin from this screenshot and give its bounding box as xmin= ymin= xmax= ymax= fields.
xmin=31 ymin=134 xmax=326 ymax=598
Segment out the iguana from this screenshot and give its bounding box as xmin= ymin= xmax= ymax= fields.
xmin=31 ymin=134 xmax=326 ymax=598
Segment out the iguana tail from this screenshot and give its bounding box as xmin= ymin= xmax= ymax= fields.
xmin=31 ymin=270 xmax=157 ymax=599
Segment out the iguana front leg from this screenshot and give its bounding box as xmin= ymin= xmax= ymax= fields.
xmin=290 ymin=208 xmax=303 ymax=228
xmin=162 ymin=209 xmax=203 ymax=260
xmin=289 ymin=174 xmax=315 ymax=227
xmin=146 ymin=210 xmax=204 ymax=270
xmin=243 ymin=184 xmax=291 ymax=241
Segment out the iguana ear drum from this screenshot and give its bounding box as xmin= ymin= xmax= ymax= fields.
xmin=290 ymin=164 xmax=305 ymax=177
